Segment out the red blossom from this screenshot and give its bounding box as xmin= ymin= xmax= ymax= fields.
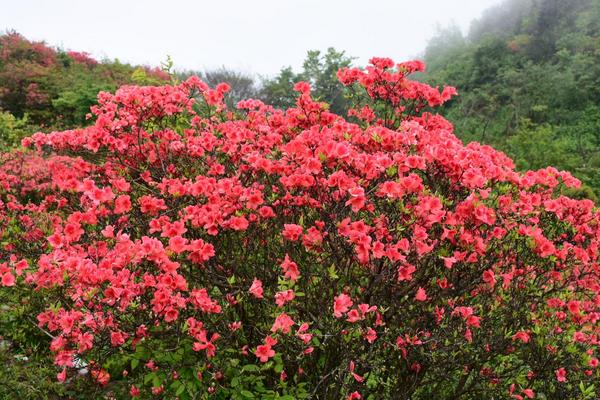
xmin=249 ymin=278 xmax=264 ymax=299
xmin=334 ymin=293 xmax=353 ymax=318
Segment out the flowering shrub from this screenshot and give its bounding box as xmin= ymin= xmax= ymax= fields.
xmin=67 ymin=51 xmax=99 ymax=67
xmin=1 ymin=57 xmax=599 ymax=399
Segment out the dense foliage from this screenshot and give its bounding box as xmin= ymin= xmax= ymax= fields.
xmin=0 ymin=56 xmax=598 ymax=400
xmin=422 ymin=0 xmax=600 ymax=198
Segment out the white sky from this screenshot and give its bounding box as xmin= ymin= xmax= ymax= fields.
xmin=0 ymin=0 xmax=503 ymax=77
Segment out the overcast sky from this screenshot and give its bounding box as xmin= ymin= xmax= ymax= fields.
xmin=1 ymin=0 xmax=503 ymax=76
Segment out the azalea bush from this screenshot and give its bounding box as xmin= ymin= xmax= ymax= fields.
xmin=0 ymin=57 xmax=599 ymax=399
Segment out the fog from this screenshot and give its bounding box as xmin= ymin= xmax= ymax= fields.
xmin=1 ymin=0 xmax=502 ymax=75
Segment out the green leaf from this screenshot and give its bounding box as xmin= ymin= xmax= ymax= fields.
xmin=386 ymin=165 xmax=397 ymax=177
xmin=242 ymin=364 xmax=260 ymax=372
xmin=327 ymin=264 xmax=339 ymax=279
xmin=144 ymin=372 xmax=156 ymax=385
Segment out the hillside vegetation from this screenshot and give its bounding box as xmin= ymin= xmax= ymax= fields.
xmin=0 ymin=32 xmax=170 ymax=147
xmin=422 ymin=0 xmax=600 ymax=198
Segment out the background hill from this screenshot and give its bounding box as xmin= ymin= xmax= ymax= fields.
xmin=0 ymin=31 xmax=170 ymax=146
xmin=422 ymin=0 xmax=600 ymax=199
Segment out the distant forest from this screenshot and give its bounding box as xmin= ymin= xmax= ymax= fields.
xmin=423 ymin=0 xmax=600 ymax=200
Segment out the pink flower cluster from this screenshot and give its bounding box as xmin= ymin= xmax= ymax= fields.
xmin=1 ymin=57 xmax=598 ymax=398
